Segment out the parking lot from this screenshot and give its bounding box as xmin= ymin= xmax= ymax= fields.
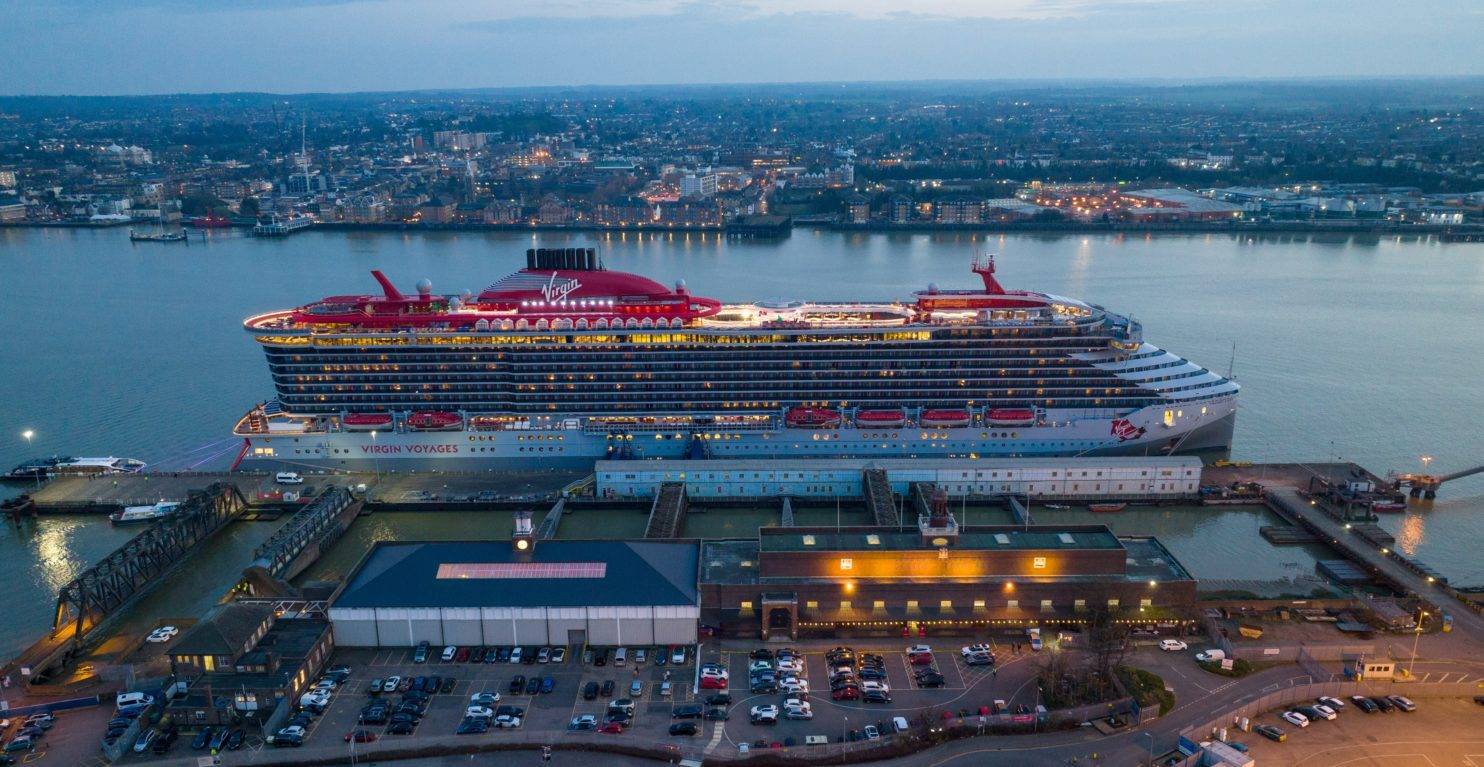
xmin=1 ymin=705 xmax=115 ymax=767
xmin=300 ymin=643 xmax=704 ymax=753
xmin=263 ymin=634 xmax=1061 ymax=760
xmin=1239 ymin=695 xmax=1484 ymax=765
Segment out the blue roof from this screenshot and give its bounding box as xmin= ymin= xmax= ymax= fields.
xmin=334 ymin=540 xmax=699 ymax=609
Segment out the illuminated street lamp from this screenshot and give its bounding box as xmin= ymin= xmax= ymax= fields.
xmin=21 ymin=429 xmax=38 ymax=490
xmin=370 ymin=430 xmax=381 ymax=480
xmin=1408 ymin=609 xmax=1428 ymax=677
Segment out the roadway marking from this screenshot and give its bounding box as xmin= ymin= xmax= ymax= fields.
xmin=704 ymin=721 xmax=726 ymax=753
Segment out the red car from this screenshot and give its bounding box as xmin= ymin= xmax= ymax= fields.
xmin=700 ymin=675 xmax=728 ymax=690
xmin=454 ymin=647 xmax=471 ymax=663
xmin=599 ymin=722 xmax=625 ymax=734
xmin=344 ymin=730 xmax=377 ymax=743
xmin=908 ymin=652 xmax=935 ymax=666
xmin=832 ymin=686 xmax=860 ymax=701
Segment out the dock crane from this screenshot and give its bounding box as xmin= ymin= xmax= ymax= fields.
xmin=1389 ymin=463 xmax=1484 ymax=498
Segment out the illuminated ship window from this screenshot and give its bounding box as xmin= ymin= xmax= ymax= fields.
xmin=436 ymin=562 xmax=606 ymax=580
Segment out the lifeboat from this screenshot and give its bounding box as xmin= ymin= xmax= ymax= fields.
xmin=986 ymin=408 xmax=1037 ymax=427
xmin=921 ymin=408 xmax=971 ymax=428
xmin=856 ymin=408 xmax=906 ymax=428
xmin=785 ymin=407 xmax=841 ymax=429
xmin=342 ymin=413 xmax=393 ymax=431
xmin=406 ymin=411 xmax=464 ymax=431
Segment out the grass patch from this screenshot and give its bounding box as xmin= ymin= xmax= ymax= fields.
xmin=1116 ymin=666 xmax=1175 ymax=716
xmin=1196 ymin=658 xmax=1255 ymax=677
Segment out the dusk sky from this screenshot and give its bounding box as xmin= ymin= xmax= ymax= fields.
xmin=3 ymin=0 xmax=1480 ymax=95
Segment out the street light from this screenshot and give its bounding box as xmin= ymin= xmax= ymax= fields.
xmin=1142 ymin=731 xmax=1155 ymax=767
xmin=1420 ymin=455 xmax=1433 ymax=470
xmin=370 ymin=430 xmax=380 ymax=480
xmin=1408 ymin=609 xmax=1428 ymax=677
xmin=21 ymin=429 xmax=37 ymax=490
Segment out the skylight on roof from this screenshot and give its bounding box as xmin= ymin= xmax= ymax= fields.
xmin=994 ymin=534 xmax=1010 ymax=545
xmin=436 ymin=562 xmax=606 ymax=580
xmin=1058 ymin=533 xmax=1075 ymax=544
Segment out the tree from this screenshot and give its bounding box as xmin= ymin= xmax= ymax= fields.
xmin=238 ymin=196 xmax=260 ymax=217
xmin=180 ymin=191 xmax=227 ymax=217
xmin=1086 ymin=607 xmax=1132 ymax=700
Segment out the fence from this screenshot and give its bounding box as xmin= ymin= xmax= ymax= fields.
xmin=1180 ymin=679 xmax=1484 ymax=744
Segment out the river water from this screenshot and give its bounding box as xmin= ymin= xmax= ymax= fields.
xmin=1 ymin=226 xmax=1481 ymax=656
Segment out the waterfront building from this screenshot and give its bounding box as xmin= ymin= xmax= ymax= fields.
xmin=595 ymin=457 xmax=1202 ymax=500
xmin=847 ymin=195 xmax=870 ymax=223
xmin=700 ymin=525 xmax=1196 ymax=639
xmin=680 ymin=172 xmax=718 ymax=199
xmin=328 ymin=540 xmax=701 ymax=648
xmin=890 ymin=195 xmax=913 ymax=223
xmin=167 ymin=602 xmax=334 ymax=726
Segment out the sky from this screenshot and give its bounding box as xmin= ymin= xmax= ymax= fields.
xmin=2 ymin=0 xmax=1480 ymax=95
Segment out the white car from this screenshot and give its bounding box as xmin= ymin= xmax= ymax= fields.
xmin=1317 ymin=696 xmax=1346 ymax=710
xmin=383 ymin=675 xmax=401 ymax=690
xmin=780 ymin=678 xmax=809 ymax=694
xmin=311 ymin=678 xmax=337 ymax=691
xmin=864 ymin=724 xmax=881 ymax=741
xmin=442 ymin=645 xmax=458 ymax=662
xmin=749 ymin=659 xmax=774 ymax=674
xmin=861 ymin=680 xmax=890 ymax=693
xmin=1311 ymin=704 xmax=1338 ymax=720
xmin=1281 ymin=710 xmax=1310 ymax=728
xmin=906 ymin=644 xmax=933 ymax=656
xmin=783 ymin=703 xmax=813 ymax=720
xmin=1159 ymin=639 xmax=1188 ymax=652
xmin=494 ymin=714 xmax=522 ymax=728
xmin=961 ymin=643 xmax=993 ymax=657
xmin=299 ymin=690 xmax=331 ymax=707
xmin=750 ymin=704 xmax=779 ymax=723
xmin=700 ymin=662 xmax=727 ymax=675
xmin=146 ymin=626 xmax=179 ymax=643
xmin=470 ymin=692 xmax=501 ymax=706
xmin=670 ymin=647 xmax=686 ymax=665
xmin=466 ymin=706 xmax=494 ymax=719
xmin=1195 ymin=650 xmax=1225 ymax=663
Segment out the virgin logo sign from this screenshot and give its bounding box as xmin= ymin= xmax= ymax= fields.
xmin=1110 ymin=418 xmax=1146 ymax=442
xmin=541 ymin=272 xmax=581 ymax=303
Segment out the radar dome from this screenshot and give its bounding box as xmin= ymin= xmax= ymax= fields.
xmin=675 ymin=279 xmax=688 ymax=293
xmin=927 ymin=282 xmax=940 ymax=294
xmin=416 ymin=278 xmax=432 ymax=296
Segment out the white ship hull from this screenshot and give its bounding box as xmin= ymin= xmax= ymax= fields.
xmin=235 ymin=396 xmax=1236 ymax=472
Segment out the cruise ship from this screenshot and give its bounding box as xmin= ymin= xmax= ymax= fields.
xmin=232 ymin=249 xmax=1238 ymax=471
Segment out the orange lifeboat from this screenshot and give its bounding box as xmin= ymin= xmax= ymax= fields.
xmin=343 ymin=413 xmax=393 ymax=431
xmin=920 ymin=409 xmax=971 ymax=428
xmin=785 ymin=407 xmax=841 ymax=429
xmin=856 ymin=408 xmax=906 ymax=428
xmin=986 ymin=408 xmax=1036 ymax=427
xmin=406 ymin=411 xmax=463 ymax=431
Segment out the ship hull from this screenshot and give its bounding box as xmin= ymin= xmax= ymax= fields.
xmin=235 ymin=397 xmax=1236 ymax=472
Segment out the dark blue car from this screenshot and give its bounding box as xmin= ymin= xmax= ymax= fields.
xmin=540 ymin=677 xmax=555 ymax=694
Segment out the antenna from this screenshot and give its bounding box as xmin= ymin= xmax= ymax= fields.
xmin=1227 ymin=340 xmax=1237 ymax=380
xmin=299 ymin=114 xmax=310 ymax=195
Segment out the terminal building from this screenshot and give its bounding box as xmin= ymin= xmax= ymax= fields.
xmin=328 ymin=538 xmax=701 ymax=648
xmin=698 ymin=516 xmax=1196 ymax=639
xmin=596 ymin=457 xmax=1203 ymax=500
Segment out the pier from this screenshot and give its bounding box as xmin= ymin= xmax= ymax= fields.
xmin=5 ymin=483 xmax=250 ymax=684
xmin=244 ymin=486 xmax=360 ymax=588
xmin=863 ymin=468 xmax=899 ymax=526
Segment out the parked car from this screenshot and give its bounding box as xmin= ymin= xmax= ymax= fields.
xmin=540 ymin=677 xmax=556 ymax=694
xmin=1387 ymin=695 xmax=1416 ymax=712
xmin=413 ymin=642 xmax=430 ymax=664
xmin=1318 ymin=696 xmax=1346 ymax=710
xmin=267 ymin=726 xmax=306 ymax=747
xmin=630 ymin=679 xmax=644 ymax=697
xmin=1159 ymin=639 xmax=1188 ymax=652
xmin=705 ymin=707 xmax=729 ymax=721
xmin=191 ymin=728 xmax=215 ymax=750
xmin=525 ymin=677 xmax=541 ymax=695
xmin=749 ymin=705 xmax=779 ymax=724
xmin=146 ymin=626 xmax=179 ymax=643
xmin=1254 ymin=724 xmax=1286 ymax=742
xmin=551 ymin=647 xmax=567 ymax=663
xmin=669 ymin=722 xmax=700 ymax=736
xmin=863 ymin=689 xmax=892 ymax=704
xmin=1351 ymin=695 xmax=1379 ymax=713
xmin=601 ymin=680 xmax=616 ymax=697
xmin=1281 ymin=710 xmax=1310 ymax=728
xmin=224 ymin=728 xmax=245 ymax=750
xmin=569 ymin=715 xmax=598 ymax=731
xmin=671 ymin=646 xmax=687 ymax=665
xmin=537 ymin=647 xmax=551 ymax=664
xmin=1371 ymin=696 xmax=1395 ymax=712
xmin=344 ymin=730 xmax=377 ymax=743
xmin=494 ymin=714 xmax=523 ymax=728
xmin=510 ymin=675 xmax=526 ymax=694
xmin=442 ymin=645 xmax=458 ymax=662
xmin=706 ymin=692 xmax=732 ymax=706
xmin=582 ymin=682 xmax=600 ymax=700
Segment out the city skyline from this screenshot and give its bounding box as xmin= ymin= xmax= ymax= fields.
xmin=4 ymin=0 xmax=1481 ymax=95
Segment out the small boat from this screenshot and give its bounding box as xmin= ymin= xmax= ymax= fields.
xmin=986 ymin=408 xmax=1036 ymax=427
xmin=1089 ymin=502 xmax=1127 ymax=513
xmin=1371 ymin=501 xmax=1408 ymax=512
xmin=406 ymin=411 xmax=463 ymax=431
xmin=784 ymin=407 xmax=841 ymax=429
xmin=129 ymin=229 xmax=188 ymax=243
xmin=921 ymin=408 xmax=971 ymax=428
xmin=856 ymin=408 xmax=906 ymax=428
xmin=110 ymin=500 xmax=181 ymax=525
xmin=342 ymin=413 xmax=394 ymax=432
xmin=1044 ymin=503 xmax=1070 ymax=510
xmin=187 ymin=213 xmax=231 ymax=228
xmin=45 ymin=457 xmax=147 ymax=476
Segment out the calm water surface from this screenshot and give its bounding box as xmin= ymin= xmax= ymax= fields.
xmin=0 ymin=227 xmax=1481 ymax=613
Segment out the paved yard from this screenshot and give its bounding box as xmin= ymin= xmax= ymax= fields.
xmin=1240 ymin=695 xmax=1484 ymax=765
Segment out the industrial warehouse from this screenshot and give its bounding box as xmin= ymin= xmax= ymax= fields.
xmin=328 ymin=538 xmax=703 ymax=647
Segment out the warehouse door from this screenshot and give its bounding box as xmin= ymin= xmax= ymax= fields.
xmin=567 ymin=629 xmax=587 ymax=649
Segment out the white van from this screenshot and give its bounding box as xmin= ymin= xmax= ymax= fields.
xmin=116 ymin=691 xmax=154 ymax=710
xmin=613 ymin=647 xmax=628 ymax=667
xmin=275 ymin=472 xmax=304 ymax=485
xmin=892 ymin=716 xmax=911 ymax=733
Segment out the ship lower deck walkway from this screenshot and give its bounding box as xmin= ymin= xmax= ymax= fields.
xmin=645 ymin=482 xmax=688 ymax=538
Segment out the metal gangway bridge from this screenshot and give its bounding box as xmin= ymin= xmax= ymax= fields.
xmin=1390 ymin=462 xmax=1484 ymax=498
